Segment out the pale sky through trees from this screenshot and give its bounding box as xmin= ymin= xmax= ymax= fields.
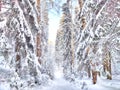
xmin=48 ymin=12 xmax=60 ymax=44
xmin=48 ymin=0 xmax=78 ymax=44
xmin=48 ymin=0 xmax=67 ymax=44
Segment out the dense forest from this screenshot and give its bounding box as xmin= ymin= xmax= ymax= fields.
xmin=0 ymin=0 xmax=120 ymax=90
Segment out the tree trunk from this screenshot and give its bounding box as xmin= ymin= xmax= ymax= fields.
xmin=78 ymin=0 xmax=83 ymax=11
xmin=36 ymin=33 xmax=41 ymax=57
xmin=0 ymin=1 xmax=1 ymax=11
xmin=81 ymin=16 xmax=86 ymax=29
xmin=15 ymin=39 xmax=21 ymax=74
xmin=107 ymin=52 xmax=112 ymax=80
xmin=88 ymin=63 xmax=91 ymax=78
xmin=36 ymin=0 xmax=41 ymax=64
xmin=92 ymin=70 xmax=97 ymax=84
xmin=104 ymin=51 xmax=112 ymax=80
xmin=109 ymin=55 xmax=112 ymax=79
xmin=36 ymin=0 xmax=41 ymax=23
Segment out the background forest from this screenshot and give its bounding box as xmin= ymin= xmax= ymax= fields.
xmin=0 ymin=0 xmax=120 ymax=90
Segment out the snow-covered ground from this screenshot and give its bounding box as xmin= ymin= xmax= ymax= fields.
xmin=40 ymin=67 xmax=120 ymax=90
xmin=0 ymin=64 xmax=120 ymax=90
xmin=98 ymin=76 xmax=120 ymax=90
xmin=41 ymin=78 xmax=80 ymax=90
xmin=0 ymin=66 xmax=120 ymax=90
xmin=40 ymin=66 xmax=80 ymax=90
xmin=0 ymin=82 xmax=10 ymax=90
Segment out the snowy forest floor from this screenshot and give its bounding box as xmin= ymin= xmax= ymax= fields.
xmin=0 ymin=66 xmax=120 ymax=90
xmin=39 ymin=67 xmax=120 ymax=90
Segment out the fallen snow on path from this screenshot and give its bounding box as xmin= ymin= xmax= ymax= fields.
xmin=41 ymin=67 xmax=80 ymax=90
xmin=36 ymin=66 xmax=120 ymax=90
xmin=88 ymin=84 xmax=115 ymax=90
xmin=41 ymin=78 xmax=80 ymax=90
xmin=98 ymin=76 xmax=120 ymax=90
xmin=0 ymin=82 xmax=10 ymax=90
xmin=0 ymin=66 xmax=120 ymax=90
xmin=54 ymin=66 xmax=64 ymax=79
xmin=74 ymin=78 xmax=116 ymax=90
xmin=40 ymin=67 xmax=115 ymax=90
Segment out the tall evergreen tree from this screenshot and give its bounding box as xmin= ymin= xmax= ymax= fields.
xmin=61 ymin=2 xmax=73 ymax=80
xmin=0 ymin=0 xmax=52 ymax=88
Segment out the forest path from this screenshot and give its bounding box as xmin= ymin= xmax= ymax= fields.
xmin=98 ymin=77 xmax=120 ymax=90
xmin=40 ymin=66 xmax=114 ymax=90
xmin=0 ymin=66 xmax=119 ymax=90
xmin=41 ymin=66 xmax=80 ymax=90
xmin=41 ymin=78 xmax=80 ymax=90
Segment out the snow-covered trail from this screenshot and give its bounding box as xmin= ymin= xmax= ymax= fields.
xmin=40 ymin=66 xmax=116 ymax=90
xmin=40 ymin=66 xmax=79 ymax=90
xmin=41 ymin=78 xmax=118 ymax=90
xmin=41 ymin=78 xmax=80 ymax=90
xmin=86 ymin=80 xmax=118 ymax=90
xmin=0 ymin=66 xmax=119 ymax=90
xmin=97 ymin=77 xmax=120 ymax=90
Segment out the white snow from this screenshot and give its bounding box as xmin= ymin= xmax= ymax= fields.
xmin=40 ymin=66 xmax=80 ymax=90
xmin=0 ymin=82 xmax=10 ymax=90
xmin=36 ymin=67 xmax=120 ymax=90
xmin=41 ymin=78 xmax=80 ymax=90
xmin=0 ymin=65 xmax=120 ymax=90
xmin=0 ymin=17 xmax=6 ymax=28
xmin=0 ymin=0 xmax=120 ymax=90
xmin=98 ymin=76 xmax=120 ymax=90
xmin=117 ymin=21 xmax=120 ymax=27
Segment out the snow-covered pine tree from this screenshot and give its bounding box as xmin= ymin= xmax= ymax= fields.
xmin=73 ymin=0 xmax=120 ymax=84
xmin=0 ymin=0 xmax=52 ymax=88
xmin=55 ymin=27 xmax=64 ymax=68
xmin=40 ymin=0 xmax=54 ymax=79
xmin=60 ymin=1 xmax=74 ymax=80
xmin=73 ymin=0 xmax=93 ymax=79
